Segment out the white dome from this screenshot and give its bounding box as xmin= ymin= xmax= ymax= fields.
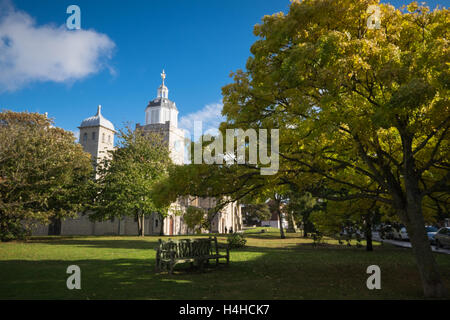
xmin=80 ymin=105 xmax=115 ymax=131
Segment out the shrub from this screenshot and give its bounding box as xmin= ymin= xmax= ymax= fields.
xmin=312 ymin=231 xmax=324 ymax=246
xmin=0 ymin=217 xmax=29 ymax=242
xmin=227 ymin=233 xmax=247 ymax=249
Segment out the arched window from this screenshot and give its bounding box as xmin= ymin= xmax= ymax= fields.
xmin=92 ymin=132 xmax=96 ymax=140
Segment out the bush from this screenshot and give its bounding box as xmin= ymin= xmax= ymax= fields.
xmin=0 ymin=217 xmax=29 ymax=242
xmin=227 ymin=233 xmax=247 ymax=249
xmin=312 ymin=231 xmax=324 ymax=246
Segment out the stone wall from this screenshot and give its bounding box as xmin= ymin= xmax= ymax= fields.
xmin=30 ymin=201 xmax=243 ymax=236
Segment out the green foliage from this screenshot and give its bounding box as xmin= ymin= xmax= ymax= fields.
xmin=242 ymin=202 xmax=271 ymax=225
xmin=284 ymin=191 xmax=324 ymax=236
xmin=92 ymin=127 xmax=172 ymax=234
xmin=153 ymin=163 xmax=252 ymax=231
xmin=311 ymin=231 xmax=324 ymax=246
xmin=227 ymin=232 xmax=247 ymax=249
xmin=0 ymin=111 xmax=93 ymax=241
xmin=0 ymin=218 xmax=30 ymax=242
xmin=184 ymin=206 xmax=207 ymax=234
xmin=222 ymin=0 xmax=449 ymax=210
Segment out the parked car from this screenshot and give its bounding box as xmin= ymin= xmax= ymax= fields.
xmin=435 ymin=227 xmax=450 ymax=249
xmin=425 ymin=226 xmax=438 ymax=244
xmin=394 ymin=226 xmax=409 ymax=241
xmin=379 ymin=225 xmax=395 ymax=240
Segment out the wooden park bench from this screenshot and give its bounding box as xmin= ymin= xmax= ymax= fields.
xmin=155 ymin=236 xmax=229 ymax=274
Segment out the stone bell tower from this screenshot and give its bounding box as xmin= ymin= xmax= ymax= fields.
xmin=78 ymin=105 xmax=116 ymax=165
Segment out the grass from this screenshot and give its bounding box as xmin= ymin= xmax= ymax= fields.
xmin=0 ymin=227 xmax=449 ymax=299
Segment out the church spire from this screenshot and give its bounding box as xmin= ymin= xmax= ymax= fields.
xmin=157 ymin=69 xmax=169 ymax=99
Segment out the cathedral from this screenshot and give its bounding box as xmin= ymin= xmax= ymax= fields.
xmin=32 ymin=71 xmax=242 ymax=236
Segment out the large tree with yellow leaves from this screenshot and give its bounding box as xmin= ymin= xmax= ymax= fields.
xmin=220 ymin=0 xmax=449 ymax=297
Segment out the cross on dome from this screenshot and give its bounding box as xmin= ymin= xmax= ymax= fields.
xmin=157 ymin=69 xmax=169 ymax=99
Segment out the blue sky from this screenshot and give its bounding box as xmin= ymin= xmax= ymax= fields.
xmin=0 ymin=0 xmax=446 ymax=138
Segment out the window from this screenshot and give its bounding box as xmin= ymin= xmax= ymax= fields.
xmin=102 ymin=133 xmax=105 ymax=143
xmin=83 ymin=133 xmax=87 ymax=143
xmin=108 ymin=135 xmax=111 ymax=144
xmin=155 ymin=220 xmax=159 ymax=228
xmin=92 ymin=132 xmax=96 ymax=140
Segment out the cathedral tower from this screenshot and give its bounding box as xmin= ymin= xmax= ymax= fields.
xmin=145 ymin=70 xmax=179 ymax=127
xmin=79 ymin=105 xmax=115 ymax=164
xmin=137 ymin=71 xmax=185 ymax=165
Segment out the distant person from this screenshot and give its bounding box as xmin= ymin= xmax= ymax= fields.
xmin=224 ymin=227 xmax=227 ymax=234
xmin=230 ymin=227 xmax=233 ymax=234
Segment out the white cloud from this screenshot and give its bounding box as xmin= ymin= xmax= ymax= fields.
xmin=0 ymin=1 xmax=115 ymax=92
xmin=179 ymin=102 xmax=224 ymax=137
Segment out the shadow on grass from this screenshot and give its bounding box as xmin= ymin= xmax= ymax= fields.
xmin=26 ymin=233 xmax=385 ymax=254
xmin=28 ymin=233 xmax=234 ymax=250
xmin=30 ymin=238 xmax=161 ymax=250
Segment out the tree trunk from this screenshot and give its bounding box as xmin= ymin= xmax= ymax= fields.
xmin=398 ymin=133 xmax=446 ymax=297
xmin=140 ymin=214 xmax=145 ymax=237
xmin=365 ymin=219 xmax=373 ymax=252
xmin=136 ymin=213 xmax=145 ymax=237
xmin=136 ymin=213 xmax=142 ymax=236
xmin=48 ymin=217 xmax=61 ymax=235
xmin=159 ymin=213 xmax=164 ymax=236
xmin=303 ymin=219 xmax=313 ymax=238
xmin=277 ymin=209 xmax=285 ymax=239
xmin=287 ymin=214 xmax=298 ymax=233
xmin=404 ymin=203 xmax=446 ymax=298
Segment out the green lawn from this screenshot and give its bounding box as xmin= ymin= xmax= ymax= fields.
xmin=0 ymin=227 xmax=449 ymax=299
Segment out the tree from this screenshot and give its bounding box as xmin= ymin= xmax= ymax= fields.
xmin=268 ymin=193 xmax=287 ymax=238
xmin=0 ymin=111 xmax=93 ymax=241
xmin=311 ymin=199 xmax=382 ymax=251
xmin=284 ymin=191 xmax=324 ymax=238
xmin=242 ymin=202 xmax=271 ymax=226
xmin=92 ymin=127 xmax=172 ymax=236
xmin=183 ymin=206 xmax=207 ymax=234
xmin=220 ymin=0 xmax=449 ymax=297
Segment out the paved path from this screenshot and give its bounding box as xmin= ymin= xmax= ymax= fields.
xmin=372 ymin=232 xmax=450 ymax=255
